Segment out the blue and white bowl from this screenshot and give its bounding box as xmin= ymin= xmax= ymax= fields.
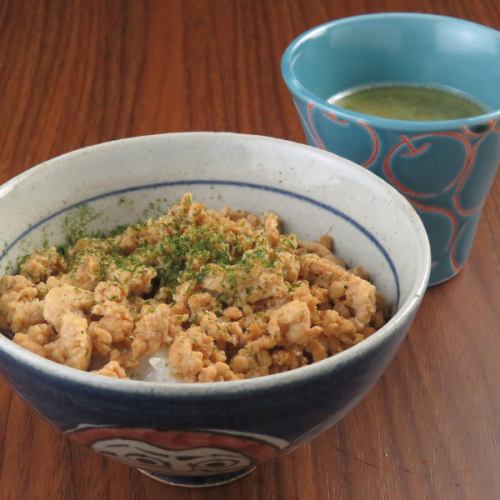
xmin=0 ymin=133 xmax=430 ymax=487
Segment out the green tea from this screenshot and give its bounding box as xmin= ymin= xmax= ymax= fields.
xmin=329 ymin=84 xmax=487 ymax=121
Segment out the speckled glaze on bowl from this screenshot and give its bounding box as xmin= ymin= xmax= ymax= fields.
xmin=0 ymin=133 xmax=430 ymax=487
xmin=282 ymin=13 xmax=500 ymax=285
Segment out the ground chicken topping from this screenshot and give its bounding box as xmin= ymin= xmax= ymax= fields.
xmin=0 ymin=193 xmax=388 ymax=382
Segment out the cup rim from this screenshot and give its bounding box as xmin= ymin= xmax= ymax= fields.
xmin=281 ymin=12 xmax=500 ymax=131
xmin=0 ymin=132 xmax=431 ymax=397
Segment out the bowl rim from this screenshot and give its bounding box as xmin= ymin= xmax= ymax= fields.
xmin=281 ymin=12 xmax=500 ymax=132
xmin=0 ymin=132 xmax=431 ymax=396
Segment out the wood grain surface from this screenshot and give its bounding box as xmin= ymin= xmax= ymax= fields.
xmin=0 ymin=1 xmax=499 ymax=499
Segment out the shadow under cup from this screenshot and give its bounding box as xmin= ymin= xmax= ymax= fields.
xmin=282 ymin=13 xmax=500 ymax=285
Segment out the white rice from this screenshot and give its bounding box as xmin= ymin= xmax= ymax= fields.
xmin=133 ymin=346 xmax=180 ymax=383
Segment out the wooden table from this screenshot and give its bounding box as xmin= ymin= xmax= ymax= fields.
xmin=0 ymin=1 xmax=499 ymax=499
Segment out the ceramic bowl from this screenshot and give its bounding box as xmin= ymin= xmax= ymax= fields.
xmin=282 ymin=13 xmax=500 ymax=285
xmin=0 ymin=133 xmax=430 ymax=487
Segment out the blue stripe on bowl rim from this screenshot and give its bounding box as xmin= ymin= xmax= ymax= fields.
xmin=0 ymin=179 xmax=400 ymax=307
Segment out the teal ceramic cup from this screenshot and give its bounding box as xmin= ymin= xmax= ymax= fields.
xmin=282 ymin=13 xmax=500 ymax=285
